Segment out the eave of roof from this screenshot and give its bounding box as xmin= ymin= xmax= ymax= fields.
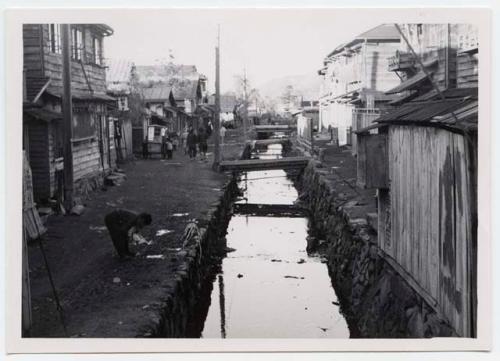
xmin=385 ymin=71 xmax=431 ymax=94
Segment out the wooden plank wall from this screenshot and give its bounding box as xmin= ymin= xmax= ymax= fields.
xmin=39 ymin=24 xmax=107 ymax=94
xmin=121 ymin=118 xmax=134 ymax=157
xmin=357 ymin=134 xmax=388 ymax=189
xmin=400 ymin=24 xmax=456 ymax=89
xmin=26 ymin=121 xmax=50 ymax=201
xmin=382 ymin=125 xmax=474 ymax=336
xmin=456 ymin=52 xmax=478 ymax=88
xmin=72 ymin=138 xmax=101 ymax=181
xmin=351 ymin=109 xmax=381 ymax=155
xmin=23 ymin=25 xmax=44 ymax=79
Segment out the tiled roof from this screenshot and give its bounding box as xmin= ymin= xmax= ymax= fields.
xmin=172 ymin=80 xmax=199 ymax=101
xmin=326 ymin=24 xmax=400 ymax=58
xmin=356 ymin=24 xmax=400 ymax=41
xmin=135 ymin=64 xmax=198 ymax=84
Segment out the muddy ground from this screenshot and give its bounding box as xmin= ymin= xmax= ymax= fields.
xmin=27 ymin=129 xmax=244 ymax=337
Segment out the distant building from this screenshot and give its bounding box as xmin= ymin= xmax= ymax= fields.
xmin=318 ymin=24 xmax=401 ymax=147
xmin=133 ymin=64 xmax=208 ymax=131
xmin=140 ymin=85 xmax=177 ymax=125
xmin=23 ymin=24 xmax=115 ymax=203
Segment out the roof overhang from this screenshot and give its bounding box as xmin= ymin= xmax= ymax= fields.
xmin=24 ymin=106 xmax=62 ymax=123
xmin=385 ymin=71 xmax=432 ymax=94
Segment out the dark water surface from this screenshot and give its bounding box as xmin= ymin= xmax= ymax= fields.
xmin=190 ymin=144 xmax=349 ymax=338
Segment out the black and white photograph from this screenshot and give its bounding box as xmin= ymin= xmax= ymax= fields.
xmin=2 ymin=5 xmax=493 ymax=356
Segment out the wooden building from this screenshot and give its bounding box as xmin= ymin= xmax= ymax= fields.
xmin=385 ymin=24 xmax=479 ymax=100
xmin=357 ymin=88 xmax=477 ymax=337
xmin=172 ymin=80 xmax=203 ymax=130
xmin=318 ymin=24 xmax=401 ymax=147
xmin=23 ymin=24 xmax=116 ymax=203
xmin=141 ymin=85 xmax=177 ymax=127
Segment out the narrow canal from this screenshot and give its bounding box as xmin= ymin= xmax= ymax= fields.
xmin=187 ymin=144 xmax=349 ymax=338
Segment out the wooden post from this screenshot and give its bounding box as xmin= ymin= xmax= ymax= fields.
xmin=213 ymin=25 xmax=221 ymax=169
xmin=243 ymin=68 xmax=248 ymax=139
xmin=61 ymin=24 xmax=74 ymax=210
xmin=22 ymin=227 xmax=32 ymax=336
xmin=310 ymin=117 xmax=314 ymax=156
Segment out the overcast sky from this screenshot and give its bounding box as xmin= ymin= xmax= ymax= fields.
xmin=103 ymin=9 xmax=383 ymax=93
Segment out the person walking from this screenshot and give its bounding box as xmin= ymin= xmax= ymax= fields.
xmin=166 ymin=136 xmax=174 ymax=159
xmin=186 ymin=127 xmax=198 ymax=160
xmin=220 ymin=124 xmax=227 ymax=145
xmin=181 ymin=127 xmax=189 ymax=155
xmin=198 ymin=126 xmax=208 ymax=161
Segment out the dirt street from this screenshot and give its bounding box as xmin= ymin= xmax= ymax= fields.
xmin=28 ymin=129 xmax=244 ymax=337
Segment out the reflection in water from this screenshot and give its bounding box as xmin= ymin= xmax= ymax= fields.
xmin=189 ymin=143 xmax=349 ymax=338
xmin=200 ymin=216 xmax=349 ymax=338
xmin=218 ymin=275 xmax=226 ymax=338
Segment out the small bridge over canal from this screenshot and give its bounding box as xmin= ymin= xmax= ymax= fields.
xmin=219 ymin=156 xmax=310 ymax=172
xmin=253 ymin=125 xmax=296 ymax=134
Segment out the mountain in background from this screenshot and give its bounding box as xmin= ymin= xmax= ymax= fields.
xmin=258 ymin=73 xmax=322 ymax=101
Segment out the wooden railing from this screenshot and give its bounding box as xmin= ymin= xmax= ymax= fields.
xmin=387 ymin=51 xmax=415 ymax=71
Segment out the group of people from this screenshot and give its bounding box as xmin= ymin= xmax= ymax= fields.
xmin=142 ymin=122 xmax=227 ymax=162
xmin=160 ymin=132 xmax=179 ymax=160
xmin=181 ymin=124 xmax=216 ymax=161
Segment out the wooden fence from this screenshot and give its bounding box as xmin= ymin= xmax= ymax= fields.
xmin=377 ymin=125 xmax=476 ymax=336
xmin=351 ymin=108 xmax=381 ymax=156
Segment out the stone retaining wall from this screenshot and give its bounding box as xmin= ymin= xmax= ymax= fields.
xmin=139 ymin=177 xmax=238 ymax=337
xmin=298 ymin=161 xmax=455 ymax=338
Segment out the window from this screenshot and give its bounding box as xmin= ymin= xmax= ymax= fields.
xmin=71 ymin=27 xmax=83 ymax=61
xmin=92 ymin=36 xmax=103 ymax=65
xmin=48 ymin=24 xmax=61 ymax=54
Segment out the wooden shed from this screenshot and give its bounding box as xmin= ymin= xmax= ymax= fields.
xmin=356 ymin=88 xmax=478 ymax=337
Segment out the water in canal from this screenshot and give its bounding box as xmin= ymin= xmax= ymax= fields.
xmin=191 ymin=144 xmax=349 ymax=338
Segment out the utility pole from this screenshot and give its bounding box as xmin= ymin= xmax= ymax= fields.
xmin=61 ymin=24 xmax=74 ymax=211
xmin=213 ymin=24 xmax=221 ymax=170
xmin=243 ymin=68 xmax=248 ymax=139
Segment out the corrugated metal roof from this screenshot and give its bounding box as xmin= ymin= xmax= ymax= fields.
xmin=411 ymin=87 xmax=478 ymax=102
xmin=385 ymin=71 xmax=431 ymax=94
xmin=106 ymin=59 xmax=134 ymax=84
xmin=141 ymin=86 xmax=173 ymax=102
xmin=375 ymin=97 xmax=477 ymax=133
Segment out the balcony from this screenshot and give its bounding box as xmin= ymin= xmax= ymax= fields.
xmin=387 ymin=51 xmax=415 ymax=72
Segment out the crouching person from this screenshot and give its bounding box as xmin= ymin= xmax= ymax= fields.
xmin=104 ymin=209 xmax=152 ymax=258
